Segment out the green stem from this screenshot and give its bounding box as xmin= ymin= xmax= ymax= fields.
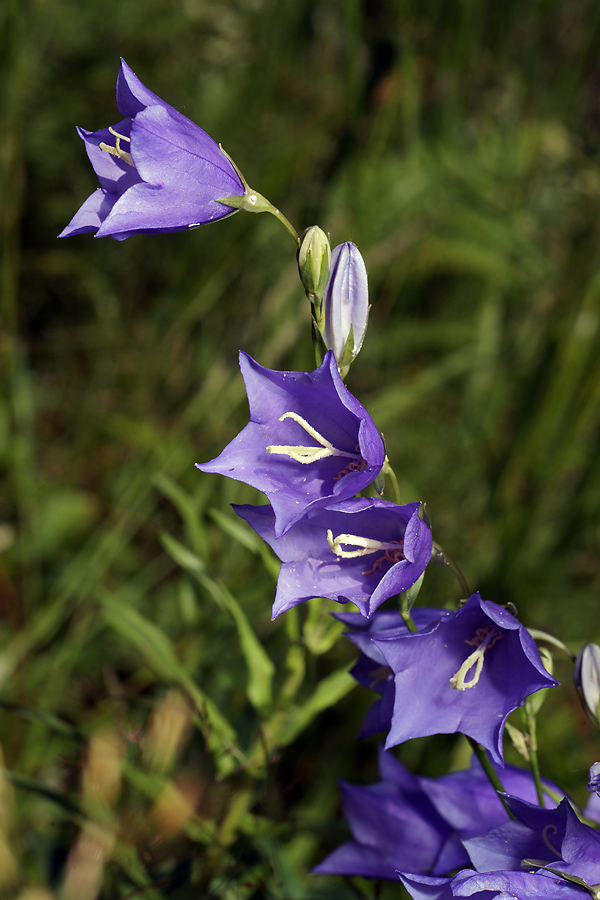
xmin=399 ymin=599 xmax=418 ymax=633
xmin=219 ymin=190 xmax=300 ymax=243
xmin=522 ymin=703 xmax=545 ymax=807
xmin=382 ymin=458 xmax=401 ymax=505
xmin=267 ymin=204 xmax=300 ymax=244
xmin=467 ymin=738 xmax=515 ymax=818
xmin=527 ymin=629 xmax=575 ymax=662
xmin=216 ymin=149 xmax=300 ymax=243
xmin=432 ymin=541 xmax=471 ymax=599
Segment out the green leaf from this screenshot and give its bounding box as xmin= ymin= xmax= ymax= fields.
xmin=99 ymin=592 xmax=243 ymax=776
xmin=160 ymin=532 xmax=275 ymax=710
xmin=268 ymin=665 xmax=355 ymax=748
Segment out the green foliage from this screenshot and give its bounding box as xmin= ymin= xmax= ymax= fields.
xmin=2 ymin=0 xmax=600 ymax=896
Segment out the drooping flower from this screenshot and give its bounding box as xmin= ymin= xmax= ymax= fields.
xmin=59 ymin=59 xmax=245 ymax=241
xmin=322 ymin=242 xmax=369 ymax=371
xmin=198 ymin=351 xmax=386 ymax=538
xmin=372 ymin=593 xmax=558 ymax=765
xmin=233 ymin=498 xmax=431 ymax=618
xmin=313 ymin=747 xmax=560 ymax=882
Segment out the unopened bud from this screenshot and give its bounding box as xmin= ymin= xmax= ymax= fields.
xmin=587 ymin=761 xmax=600 ymax=795
xmin=574 ymin=643 xmax=600 ymax=725
xmin=322 ymin=242 xmax=369 ymax=371
xmin=298 ymin=226 xmax=331 ymax=299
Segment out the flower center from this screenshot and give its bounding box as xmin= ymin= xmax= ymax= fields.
xmin=326 ymin=530 xmax=404 ymax=575
xmin=449 ymin=625 xmax=502 ymax=691
xmin=99 ymin=127 xmax=134 ymax=167
xmin=368 ymin=665 xmax=393 ymax=689
xmin=266 ymin=412 xmax=362 ymax=466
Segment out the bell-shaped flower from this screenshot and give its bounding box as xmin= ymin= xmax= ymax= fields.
xmin=399 ymin=797 xmax=595 ymax=900
xmin=314 ymin=747 xmax=560 ymax=883
xmin=59 ymin=59 xmax=244 ymax=241
xmin=335 ymin=608 xmax=444 ymax=737
xmin=313 ymin=746 xmax=453 ymax=881
xmin=399 ymin=867 xmax=581 ymax=900
xmin=462 ymin=795 xmax=567 ymax=874
xmin=322 ymin=242 xmax=369 ymax=371
xmin=372 ymin=593 xmax=558 ymax=765
xmin=233 ymin=498 xmax=431 ymax=618
xmin=198 ymin=351 xmax=386 ymax=538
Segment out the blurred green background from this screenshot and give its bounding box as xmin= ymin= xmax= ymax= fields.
xmin=2 ymin=0 xmax=600 ymax=896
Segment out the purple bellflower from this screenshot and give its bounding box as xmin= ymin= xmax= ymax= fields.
xmin=233 ymin=498 xmax=432 ymax=618
xmin=314 ymin=747 xmax=560 ymax=882
xmin=335 ymin=608 xmax=446 ymax=737
xmin=372 ymin=593 xmax=558 ymax=765
xmin=313 ymin=746 xmax=453 ymax=881
xmin=59 ymin=59 xmax=244 ymax=241
xmin=399 ymin=799 xmax=596 ymax=900
xmin=198 ymin=351 xmax=386 ymax=538
xmin=399 ymin=868 xmax=578 ymax=900
xmin=322 ymin=242 xmax=369 ymax=371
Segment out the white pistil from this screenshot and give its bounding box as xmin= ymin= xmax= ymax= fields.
xmin=99 ymin=126 xmax=134 ymax=167
xmin=449 ymin=628 xmax=499 ymax=691
xmin=327 ymin=530 xmax=402 ymax=559
xmin=266 ymin=412 xmax=360 ymax=465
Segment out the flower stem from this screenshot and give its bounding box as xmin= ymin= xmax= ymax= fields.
xmin=522 ymin=702 xmax=545 ymax=807
xmin=216 ymin=149 xmax=300 ymax=244
xmin=219 ymin=190 xmax=300 ymax=243
xmin=527 ymin=629 xmax=576 ymax=662
xmin=466 ymin=738 xmax=515 ymax=818
xmin=432 ymin=541 xmax=471 ymax=599
xmin=381 ymin=458 xmax=401 ymax=505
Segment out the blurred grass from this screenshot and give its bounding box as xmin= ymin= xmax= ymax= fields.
xmin=2 ymin=0 xmax=600 ymax=896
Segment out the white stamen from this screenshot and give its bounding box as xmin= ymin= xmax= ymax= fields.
xmin=99 ymin=126 xmax=134 ymax=167
xmin=266 ymin=412 xmax=361 ymax=465
xmin=327 ymin=530 xmax=402 ymax=559
xmin=449 ymin=628 xmax=499 ymax=691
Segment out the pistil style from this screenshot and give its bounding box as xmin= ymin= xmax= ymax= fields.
xmin=450 ymin=627 xmax=502 ymax=691
xmin=99 ymin=126 xmax=134 ymax=166
xmin=327 ymin=530 xmax=404 ymax=560
xmin=266 ymin=412 xmax=362 ymax=465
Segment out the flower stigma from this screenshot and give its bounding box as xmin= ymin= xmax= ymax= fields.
xmin=266 ymin=412 xmax=363 ymax=465
xmin=99 ymin=126 xmax=134 ymax=167
xmin=449 ymin=626 xmax=502 ymax=691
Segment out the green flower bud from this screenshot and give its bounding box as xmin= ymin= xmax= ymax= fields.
xmin=298 ymin=226 xmax=331 ymax=300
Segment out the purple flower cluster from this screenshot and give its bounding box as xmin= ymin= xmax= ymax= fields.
xmin=60 ymin=61 xmax=592 ymax=900
xmin=196 ymin=349 xmax=557 ymax=775
xmin=314 ymin=747 xmax=562 ymax=881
